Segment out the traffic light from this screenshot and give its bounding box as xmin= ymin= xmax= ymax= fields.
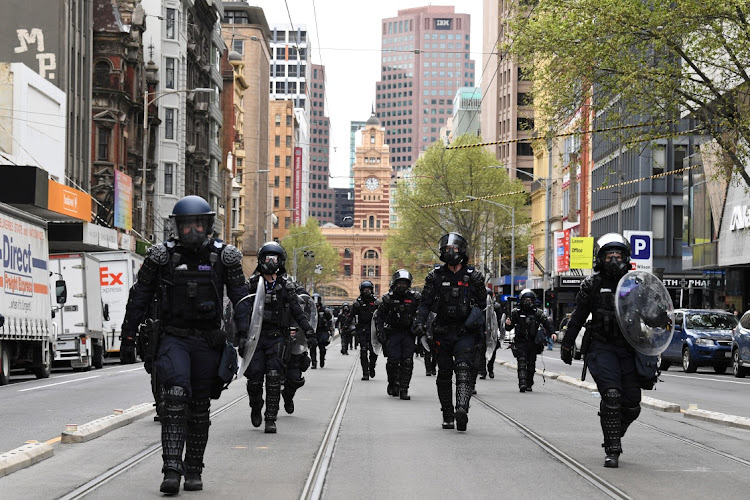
xmin=545 ymin=291 xmax=556 ymax=309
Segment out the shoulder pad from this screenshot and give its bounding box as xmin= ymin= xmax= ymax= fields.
xmin=246 ymin=274 xmax=260 ymax=288
xmin=382 ymin=293 xmax=392 ymax=303
xmin=284 ymin=281 xmax=296 ymax=292
xmin=412 ymin=291 xmax=422 ymax=301
xmin=147 ymin=244 xmax=169 ymax=266
xmin=220 ymin=244 xmax=242 ymax=266
xmin=425 ymin=268 xmax=438 ymax=282
xmin=375 ymin=299 xmax=382 ymax=307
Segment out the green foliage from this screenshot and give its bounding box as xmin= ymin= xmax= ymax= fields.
xmin=281 ymin=218 xmax=340 ymax=290
xmin=386 ymin=134 xmax=530 ymax=284
xmin=506 ymin=0 xmax=750 ymax=185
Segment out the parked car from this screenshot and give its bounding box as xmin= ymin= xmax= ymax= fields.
xmin=731 ymin=310 xmax=750 ymax=378
xmin=660 ymin=309 xmax=737 ymax=373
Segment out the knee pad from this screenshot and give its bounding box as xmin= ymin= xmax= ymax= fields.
xmin=601 ymin=388 xmax=621 ymax=410
xmin=402 ymin=358 xmax=414 ymax=370
xmin=246 ymin=380 xmax=263 ymax=397
xmin=164 ymin=386 xmax=189 ymax=409
xmin=286 ymin=376 xmax=305 ymax=390
xmin=621 ymin=404 xmax=641 ymax=423
xmin=188 ymin=397 xmax=211 ymax=426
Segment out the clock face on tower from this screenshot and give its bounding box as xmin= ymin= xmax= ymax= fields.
xmin=365 ymin=177 xmax=380 ymax=191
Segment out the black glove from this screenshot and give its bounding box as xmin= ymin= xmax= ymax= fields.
xmin=305 ymin=329 xmax=315 ymax=339
xmin=413 ymin=323 xmax=425 ymax=336
xmin=561 ymin=345 xmax=573 ymax=365
xmin=238 ymin=336 xmax=247 ymax=357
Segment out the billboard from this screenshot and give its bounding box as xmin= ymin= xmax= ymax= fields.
xmin=114 ymin=170 xmax=133 ymax=230
xmin=0 ymin=4 xmax=62 ymax=84
xmin=554 ymin=230 xmax=570 ymax=272
xmin=293 ymin=147 xmax=303 ymax=224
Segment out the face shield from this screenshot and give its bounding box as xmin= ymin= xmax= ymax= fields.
xmin=392 ymin=280 xmax=410 ymax=296
xmin=259 ymin=254 xmax=280 ymax=275
xmin=175 ymin=215 xmax=212 ymax=249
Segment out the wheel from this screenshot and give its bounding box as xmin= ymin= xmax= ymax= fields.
xmin=0 ymin=342 xmax=10 ymax=386
xmin=33 ymin=345 xmax=52 ymax=379
xmin=733 ymin=349 xmax=747 ymax=378
xmin=659 ymin=359 xmax=671 ymax=371
xmin=93 ymin=340 xmax=104 ymax=369
xmin=682 ymin=347 xmax=697 ymax=373
xmin=713 ymin=366 xmax=727 ymax=374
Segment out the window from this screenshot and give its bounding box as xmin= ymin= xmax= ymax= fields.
xmin=285 ymin=176 xmax=291 ymax=187
xmin=274 ymin=156 xmax=280 ymax=167
xmin=286 ymin=114 xmax=292 ymax=126
xmin=653 ymin=146 xmax=665 ymax=176
xmin=274 ymin=196 xmax=280 ymax=208
xmin=364 ymin=249 xmax=379 ymax=259
xmin=166 ymin=8 xmax=176 ymax=39
xmin=285 ymin=156 xmax=291 ymax=167
xmin=97 ymin=127 xmax=110 ymax=160
xmin=94 ymin=61 xmax=110 ymax=87
xmin=370 ymin=132 xmax=375 ymax=144
xmin=285 ymin=196 xmax=291 ymax=208
xmin=517 ymin=142 xmax=533 ymax=156
xmin=164 ymin=108 xmax=175 ymax=139
xmin=286 ymin=135 xmax=292 ymax=146
xmin=517 ymin=93 xmax=532 ymax=106
xmin=232 ymin=39 xmax=244 ymax=54
xmin=344 ymin=248 xmax=352 ymax=258
xmin=164 ymin=163 xmax=174 ymax=194
xmin=231 ymin=198 xmax=239 ymax=229
xmin=165 ymin=58 xmax=175 ymax=89
xmin=275 ymin=135 xmax=280 ymax=147
xmin=274 ymin=176 xmax=280 ymax=187
xmin=344 ymin=265 xmax=351 ymax=277
xmin=652 ymin=206 xmax=665 ymax=239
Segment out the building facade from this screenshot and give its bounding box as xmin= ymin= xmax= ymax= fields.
xmin=269 ymin=99 xmax=297 ymax=241
xmin=349 ymin=120 xmax=366 ymax=188
xmin=376 ymin=5 xmax=475 ymax=177
xmin=309 ymin=63 xmax=334 ymax=224
xmin=334 ymin=187 xmax=354 ymax=227
xmin=321 ymin=114 xmax=392 ymax=301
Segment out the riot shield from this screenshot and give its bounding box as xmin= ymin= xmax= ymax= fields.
xmin=485 ymin=297 xmax=498 ymax=361
xmin=370 ymin=312 xmax=383 ymax=356
xmin=300 ymin=294 xmax=318 ymax=332
xmin=238 ymin=284 xmax=265 ymax=377
xmin=289 ymin=328 xmax=309 ymax=355
xmin=615 ymin=270 xmax=674 ymax=355
xmin=420 ymin=312 xmax=436 ymax=352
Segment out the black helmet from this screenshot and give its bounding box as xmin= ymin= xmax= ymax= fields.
xmin=342 ymin=302 xmax=350 ymax=311
xmin=360 ymin=280 xmax=374 ymax=297
xmin=593 ymin=233 xmax=631 ymax=278
xmin=390 ymin=269 xmax=412 ymax=295
xmin=312 ymin=293 xmax=322 ymax=306
xmin=438 ymin=232 xmax=468 ymax=265
xmin=519 ymin=288 xmax=536 ymax=311
xmin=170 ymin=195 xmax=215 ymax=250
xmin=257 ymin=241 xmax=287 ymax=275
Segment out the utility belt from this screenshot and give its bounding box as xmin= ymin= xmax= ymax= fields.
xmin=261 ymin=328 xmax=287 ymax=339
xmin=590 ymin=330 xmax=629 ymax=347
xmin=433 ymin=322 xmax=468 ymax=338
xmin=385 ymin=324 xmax=415 ymax=335
xmin=164 ymin=325 xmax=226 ymax=347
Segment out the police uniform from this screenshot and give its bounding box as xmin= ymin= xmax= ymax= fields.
xmin=314 ymin=302 xmax=333 ymax=367
xmin=122 ymin=236 xmax=249 ymax=492
xmin=337 ymin=304 xmax=353 ymax=354
xmin=348 ymin=288 xmax=379 ymax=380
xmin=418 ymin=255 xmax=487 ymax=431
xmin=376 ymin=280 xmax=421 ymax=400
xmin=505 ymin=291 xmax=555 ymax=391
xmin=244 ymin=273 xmax=312 ymax=433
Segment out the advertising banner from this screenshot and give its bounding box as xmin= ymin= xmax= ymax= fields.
xmin=570 ymin=237 xmax=594 ymax=269
xmin=47 ymin=180 xmax=90 ymax=221
xmin=293 ymin=147 xmax=302 ymax=224
xmin=554 ymin=230 xmax=570 ymax=272
xmin=114 ymin=170 xmax=133 ymax=230
xmin=528 ymin=244 xmax=534 ymax=273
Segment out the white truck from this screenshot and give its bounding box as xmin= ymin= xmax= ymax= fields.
xmin=48 ymin=253 xmax=107 ymax=370
xmin=0 ymin=202 xmax=57 ymax=385
xmin=95 ymin=251 xmax=143 ymax=362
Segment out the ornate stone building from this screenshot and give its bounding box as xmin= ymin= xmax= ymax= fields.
xmin=320 ymin=113 xmax=392 ymax=301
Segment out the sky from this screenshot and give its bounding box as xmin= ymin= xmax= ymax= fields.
xmin=255 ymin=0 xmax=485 ymax=188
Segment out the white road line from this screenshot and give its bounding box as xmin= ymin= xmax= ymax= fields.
xmin=18 ymin=375 xmax=100 ymax=392
xmin=659 ymin=373 xmax=750 ymax=385
xmin=116 ymin=367 xmax=143 ymax=374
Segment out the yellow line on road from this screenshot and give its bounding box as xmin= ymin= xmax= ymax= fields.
xmin=45 ymin=436 xmax=62 ymax=444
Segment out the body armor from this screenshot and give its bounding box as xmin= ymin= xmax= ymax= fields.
xmin=430 ymin=265 xmax=479 ymax=323
xmin=511 ymin=309 xmax=544 ymax=342
xmin=352 ymin=297 xmax=378 ymax=330
xmin=247 ymin=275 xmax=295 ymax=332
xmin=381 ymin=290 xmax=420 ymax=330
xmin=589 ymin=275 xmax=622 ymax=342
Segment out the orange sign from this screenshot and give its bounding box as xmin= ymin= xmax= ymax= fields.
xmin=47 ymin=180 xmax=91 ymax=221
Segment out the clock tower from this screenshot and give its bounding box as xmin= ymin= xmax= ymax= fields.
xmin=353 ymin=112 xmax=391 ymax=231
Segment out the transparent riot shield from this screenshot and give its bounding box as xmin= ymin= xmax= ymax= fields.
xmin=420 ymin=312 xmax=436 ymax=352
xmin=615 ymin=270 xmax=674 ymax=355
xmin=371 ymin=312 xmax=383 ymax=356
xmin=238 ymin=284 xmax=265 ymax=377
xmin=485 ymin=297 xmax=498 ymax=361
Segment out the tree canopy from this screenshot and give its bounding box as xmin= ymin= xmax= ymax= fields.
xmin=280 ymin=218 xmax=340 ymax=291
xmin=386 ymin=134 xmax=529 ymax=286
xmin=506 ymin=0 xmax=750 ymax=185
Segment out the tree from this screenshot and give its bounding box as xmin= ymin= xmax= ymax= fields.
xmin=280 ymin=218 xmax=340 ymax=292
xmin=386 ymin=134 xmax=529 ymax=286
xmin=506 ymin=0 xmax=750 ymax=186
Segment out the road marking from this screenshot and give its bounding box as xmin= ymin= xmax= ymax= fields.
xmin=45 ymin=436 xmax=62 ymax=444
xmin=660 ymin=373 xmax=750 ymax=385
xmin=116 ymin=367 xmax=143 ymax=374
xmin=18 ymin=375 xmax=100 ymax=392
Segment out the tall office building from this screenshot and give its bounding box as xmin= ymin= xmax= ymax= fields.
xmin=309 ymin=63 xmax=334 ymax=224
xmin=349 ymin=120 xmax=366 ymax=188
xmin=375 ymin=5 xmax=475 ymax=177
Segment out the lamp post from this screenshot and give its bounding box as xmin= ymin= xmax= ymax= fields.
xmin=142 ymin=87 xmax=213 ymax=235
xmin=466 ymin=196 xmax=515 ymax=298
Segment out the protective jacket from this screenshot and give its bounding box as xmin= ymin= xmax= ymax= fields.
xmin=246 ymin=274 xmax=312 ymax=335
xmin=506 ymin=306 xmax=555 ymax=342
xmin=562 ymin=273 xmax=625 ymax=348
xmin=348 ymin=296 xmax=379 ymax=332
xmin=417 ymin=263 xmax=487 ymax=327
xmin=376 ymin=290 xmax=421 ymax=334
xmin=122 ymin=239 xmax=249 ymax=335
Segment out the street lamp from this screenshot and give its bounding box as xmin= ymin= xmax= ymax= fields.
xmin=142 ymin=87 xmax=214 ymax=235
xmin=292 ymin=241 xmax=327 ymax=283
xmin=466 ymin=196 xmax=515 ymax=298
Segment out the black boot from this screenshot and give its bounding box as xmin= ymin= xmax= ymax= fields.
xmin=160 ymin=386 xmax=188 ymax=494
xmin=184 ymin=397 xmax=210 ymax=491
xmin=369 ymin=352 xmax=378 ymax=378
xmin=282 ymin=377 xmax=305 ymax=414
xmin=246 ymin=381 xmax=263 ymax=428
xmin=386 ymin=360 xmax=399 ymax=396
xmin=600 ymin=388 xmax=623 ymax=468
xmin=360 ymin=346 xmax=369 ymax=380
xmin=437 ymin=378 xmax=454 ymax=429
xmin=399 ymin=358 xmax=413 ymax=400
xmin=264 ymin=370 xmax=281 ymax=434
xmin=320 ymin=347 xmax=326 ymax=368
xmin=517 ymin=356 xmax=528 ymax=392
xmin=455 ymin=364 xmax=473 ymax=432
xmin=487 ymin=361 xmax=495 ymax=379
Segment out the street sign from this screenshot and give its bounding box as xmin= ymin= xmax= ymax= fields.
xmin=624 ymin=230 xmax=653 ymax=272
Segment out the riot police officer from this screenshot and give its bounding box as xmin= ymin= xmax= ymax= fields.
xmin=416 ymin=233 xmax=487 ymax=432
xmin=375 ymin=270 xmax=421 ymax=400
xmin=338 ymin=302 xmax=352 ymax=354
xmin=121 ymin=195 xmax=250 ymax=494
xmin=505 ymin=289 xmax=556 ymax=392
xmin=243 ymin=242 xmax=314 ymax=434
xmin=347 ymin=280 xmax=379 ymax=381
xmin=485 ymin=290 xmax=504 ymax=378
xmin=311 ymin=294 xmax=333 ymax=367
xmin=560 ymin=233 xmax=638 ymax=468
xmin=282 ymin=286 xmax=315 ymax=415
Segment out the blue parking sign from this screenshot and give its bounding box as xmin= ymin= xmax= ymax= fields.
xmin=630 ymin=234 xmax=651 ymax=259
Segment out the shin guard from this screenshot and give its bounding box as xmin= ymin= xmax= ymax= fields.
xmin=161 ymin=386 xmax=188 ymax=475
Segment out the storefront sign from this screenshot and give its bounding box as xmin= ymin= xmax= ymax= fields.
xmin=554 ymin=230 xmax=570 ymax=272
xmin=114 ymin=170 xmax=133 ymax=230
xmin=528 ymin=244 xmax=534 ymax=273
xmin=293 ymin=147 xmax=302 ymax=224
xmin=569 ymin=237 xmax=594 ymax=269
xmin=47 ymin=180 xmax=90 ymax=221
xmin=83 ymin=223 xmax=118 ymax=249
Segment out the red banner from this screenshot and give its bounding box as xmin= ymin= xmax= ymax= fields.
xmin=293 ymin=147 xmax=302 ymax=223
xmin=528 ymin=244 xmax=534 ymax=273
xmin=555 ymin=230 xmax=571 ymax=272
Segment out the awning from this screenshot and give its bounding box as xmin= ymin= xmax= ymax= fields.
xmin=48 ymin=221 xmax=119 ymax=252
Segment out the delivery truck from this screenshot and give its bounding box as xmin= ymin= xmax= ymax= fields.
xmin=0 ymin=202 xmax=58 ymax=385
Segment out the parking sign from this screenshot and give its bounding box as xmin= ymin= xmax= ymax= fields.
xmin=623 ymin=230 xmax=652 ymax=272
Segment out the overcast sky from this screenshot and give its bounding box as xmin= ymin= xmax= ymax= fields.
xmin=255 ymin=0 xmax=485 ymax=188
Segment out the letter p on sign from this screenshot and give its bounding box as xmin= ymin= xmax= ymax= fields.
xmin=624 ymin=231 xmax=653 ymax=272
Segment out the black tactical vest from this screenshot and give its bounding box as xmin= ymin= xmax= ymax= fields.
xmin=355 ymin=297 xmax=378 ymax=328
xmin=432 ymin=266 xmax=473 ymax=323
xmin=590 ymin=275 xmax=620 ymax=341
xmin=251 ymin=276 xmax=293 ymax=330
xmin=513 ymin=308 xmax=541 ymax=342
xmin=383 ymin=291 xmax=420 ymax=330
xmin=165 ymin=245 xmax=224 ymax=329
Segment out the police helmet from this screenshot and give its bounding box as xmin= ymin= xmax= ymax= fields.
xmin=257 ymin=241 xmax=287 ymax=275
xmin=519 ymin=288 xmax=536 ymax=311
xmin=312 ymin=293 xmax=323 ymax=306
xmin=360 ymin=280 xmax=374 ymax=296
xmin=390 ymin=269 xmax=412 ymax=295
xmin=438 ymin=232 xmax=468 ymax=265
xmin=593 ymin=233 xmax=631 ymax=278
xmin=170 ymin=196 xmax=215 ymax=250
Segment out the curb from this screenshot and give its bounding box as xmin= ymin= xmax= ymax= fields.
xmin=61 ymin=403 xmax=155 ymax=444
xmin=684 ymin=408 xmax=750 ymax=429
xmin=0 ymin=442 xmax=54 ymax=477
